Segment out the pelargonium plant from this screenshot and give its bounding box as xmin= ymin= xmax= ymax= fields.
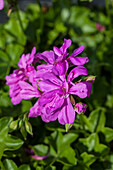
xmin=6 ymin=39 xmax=95 ymax=125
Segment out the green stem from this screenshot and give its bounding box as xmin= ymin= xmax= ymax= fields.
xmin=105 ymin=0 xmax=111 ymax=30
xmin=79 ymin=114 xmax=85 ymax=130
xmin=0 ymin=160 xmax=5 ymax=170
xmin=15 ymin=5 xmax=24 ymax=32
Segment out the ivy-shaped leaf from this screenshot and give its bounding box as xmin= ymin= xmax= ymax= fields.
xmin=0 ymin=117 xmax=24 ymax=160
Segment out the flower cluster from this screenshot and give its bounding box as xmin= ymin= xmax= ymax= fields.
xmin=6 ymin=39 xmax=94 ymax=125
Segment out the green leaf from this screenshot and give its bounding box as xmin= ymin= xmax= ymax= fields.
xmin=6 ymin=43 xmax=24 ymax=65
xmin=5 ymin=135 xmax=24 ymax=151
xmin=0 ymin=93 xmax=12 ymax=107
xmin=58 ymin=146 xmax=77 ymax=165
xmin=45 ymin=166 xmax=56 ymax=170
xmin=102 ymin=127 xmax=113 ymax=142
xmin=19 ymin=164 xmax=31 ymax=170
xmin=33 ymin=144 xmax=49 ymax=156
xmin=4 ymin=12 xmax=27 ymax=45
xmin=80 ymin=152 xmax=96 ymax=166
xmin=88 ymin=108 xmax=106 ymax=132
xmin=95 ymin=144 xmax=109 ymax=156
xmin=79 ymin=133 xmax=109 ymax=156
xmin=0 ymin=50 xmax=10 ymax=78
xmin=79 ymin=133 xmax=99 ymax=152
xmin=3 ymin=159 xmax=31 ymax=170
xmin=0 ymin=117 xmax=23 ymax=159
xmin=96 ymin=109 xmax=106 ymax=132
xmin=3 ymin=159 xmax=18 ymax=170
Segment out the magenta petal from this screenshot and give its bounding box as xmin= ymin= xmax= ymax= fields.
xmin=68 ymin=56 xmax=89 ymax=66
xmin=67 ymin=66 xmax=88 ymax=82
xmin=52 ymin=60 xmax=68 ymax=76
xmin=11 ymin=94 xmax=22 ymax=105
xmin=20 ymin=90 xmax=39 ymax=99
xmin=29 ymin=101 xmax=41 ymax=117
xmin=71 ymin=46 xmax=85 ymax=57
xmin=64 ymin=38 xmax=72 ymax=49
xmin=38 ymin=90 xmax=58 ymax=106
xmin=38 ymin=80 xmax=60 ymax=92
xmin=83 ymin=82 xmax=92 ymax=97
xmin=32 ymin=154 xmax=48 ymax=160
xmin=53 ymin=47 xmax=62 ymax=56
xmin=42 ymin=72 xmax=62 ymax=85
xmin=37 ymin=64 xmax=53 ymax=71
xmin=19 ymin=81 xmax=40 ymax=99
xmin=60 ymin=39 xmax=72 ymax=53
xmin=0 ymin=0 xmax=4 ymax=10
xmin=58 ymin=97 xmax=75 ymax=125
xmin=41 ymin=93 xmax=64 ymax=122
xmin=27 ymin=47 xmax=36 ymax=65
xmin=75 ymin=103 xmax=87 ymax=113
xmin=18 ymin=54 xmax=27 ymax=68
xmin=19 ymin=81 xmax=35 ymax=91
xmin=69 ymin=82 xmax=88 ymax=98
xmin=41 ymin=50 xmax=55 ymax=64
xmin=41 ymin=109 xmax=60 ymax=122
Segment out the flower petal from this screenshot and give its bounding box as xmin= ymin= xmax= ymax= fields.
xmin=52 ymin=60 xmax=68 ymax=76
xmin=29 ymin=100 xmax=41 ymax=117
xmin=68 ymin=56 xmax=89 ymax=66
xmin=58 ymin=97 xmax=75 ymax=125
xmin=71 ymin=46 xmax=85 ymax=57
xmin=53 ymin=47 xmax=62 ymax=56
xmin=67 ymin=66 xmax=88 ymax=82
xmin=69 ymin=82 xmax=89 ymax=98
xmin=41 ymin=50 xmax=55 ymax=64
xmin=0 ymin=0 xmax=4 ymax=10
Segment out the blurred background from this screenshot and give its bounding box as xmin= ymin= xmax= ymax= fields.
xmin=0 ymin=0 xmax=113 ymax=169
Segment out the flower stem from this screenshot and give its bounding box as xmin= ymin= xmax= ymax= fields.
xmin=0 ymin=160 xmax=5 ymax=170
xmin=105 ymin=0 xmax=111 ymax=30
xmin=15 ymin=5 xmax=24 ymax=32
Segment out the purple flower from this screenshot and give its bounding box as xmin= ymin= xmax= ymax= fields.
xmin=75 ymin=103 xmax=87 ymax=114
xmin=5 ymin=47 xmax=39 ymax=105
xmin=29 ymin=68 xmax=92 ymax=125
xmin=5 ymin=69 xmax=27 ymax=105
xmin=38 ymin=39 xmax=71 ymax=77
xmin=5 ymin=39 xmax=94 ymax=126
xmin=38 ymin=39 xmax=88 ymax=78
xmin=0 ymin=0 xmax=4 ymax=10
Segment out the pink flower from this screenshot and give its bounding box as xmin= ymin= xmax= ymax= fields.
xmin=5 ymin=47 xmax=40 ymax=105
xmin=32 ymin=154 xmax=49 ymax=160
xmin=6 ymin=39 xmax=95 ymax=125
xmin=96 ymin=23 xmax=105 ymax=32
xmin=0 ymin=0 xmax=4 ymax=10
xmin=75 ymin=103 xmax=87 ymax=114
xmin=29 ymin=68 xmax=91 ymax=125
xmin=38 ymin=39 xmax=89 ymax=78
xmin=25 ymin=148 xmax=48 ymax=160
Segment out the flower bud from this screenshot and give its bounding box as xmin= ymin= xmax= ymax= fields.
xmin=75 ymin=103 xmax=87 ymax=114
xmin=10 ymin=120 xmax=18 ymax=130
